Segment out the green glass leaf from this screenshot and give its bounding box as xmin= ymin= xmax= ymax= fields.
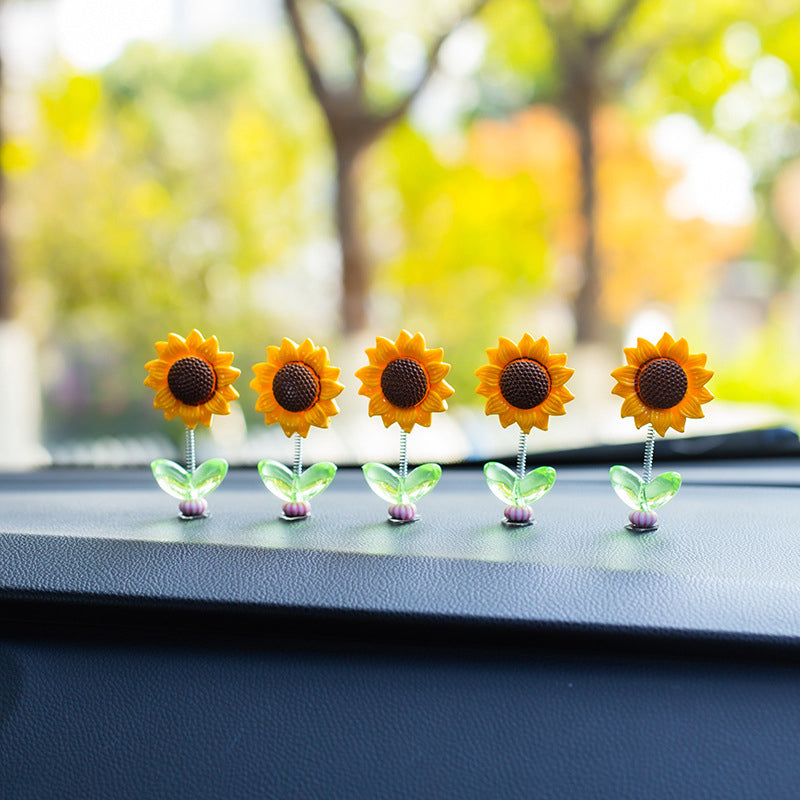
xmin=610 ymin=465 xmax=644 ymax=510
xmin=151 ymin=459 xmax=191 ymax=500
xmin=362 ymin=462 xmax=402 ymax=504
xmin=297 ymin=462 xmax=337 ymax=501
xmin=258 ymin=459 xmax=296 ymax=502
xmin=518 ymin=466 xmax=556 ymax=505
xmin=643 ymin=471 xmax=682 ymax=510
xmin=188 ymin=458 xmax=229 ymax=499
xmin=484 ymin=462 xmax=518 ymax=504
xmin=404 ymin=463 xmax=442 ymax=503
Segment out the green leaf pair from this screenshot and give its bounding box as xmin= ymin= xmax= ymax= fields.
xmin=483 ymin=462 xmax=556 ymax=507
xmin=258 ymin=460 xmax=337 ymax=503
xmin=609 ymin=465 xmax=681 ymax=511
xmin=151 ymin=458 xmax=229 ymax=500
xmin=362 ymin=462 xmax=442 ymax=505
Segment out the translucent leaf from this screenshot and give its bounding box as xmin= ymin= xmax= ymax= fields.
xmin=404 ymin=463 xmax=442 ymax=502
xmin=258 ymin=459 xmax=296 ymax=502
xmin=484 ymin=462 xmax=517 ymax=504
xmin=362 ymin=462 xmax=402 ymax=504
xmin=297 ymin=462 xmax=337 ymax=501
xmin=643 ymin=471 xmax=682 ymax=510
xmin=518 ymin=466 xmax=555 ymax=504
xmin=151 ymin=459 xmax=191 ymax=500
xmin=610 ymin=465 xmax=644 ymax=510
xmin=189 ymin=458 xmax=229 ymax=499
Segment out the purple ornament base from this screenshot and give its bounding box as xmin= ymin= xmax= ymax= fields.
xmin=502 ymin=504 xmax=533 ymax=527
xmin=626 ymin=509 xmax=659 ymax=532
xmin=179 ymin=497 xmax=209 ymax=520
xmin=388 ymin=503 xmax=417 ymax=524
xmin=281 ymin=501 xmax=311 ymax=520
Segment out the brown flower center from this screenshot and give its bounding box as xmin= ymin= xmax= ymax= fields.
xmin=635 ymin=358 xmax=688 ymax=409
xmin=167 ymin=357 xmax=217 ymax=406
xmin=273 ymin=362 xmax=320 ymax=413
xmin=381 ymin=358 xmax=429 ymax=408
xmin=499 ymin=359 xmax=551 ymax=410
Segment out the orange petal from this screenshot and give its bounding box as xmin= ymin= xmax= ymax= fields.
xmin=206 ymin=393 xmax=230 ymax=415
xmin=427 ymin=362 xmax=450 ymax=383
xmin=533 ymin=409 xmax=550 ymax=431
xmin=320 ymin=379 xmax=344 ymax=401
xmin=550 ymin=366 xmax=574 ymax=388
xmin=434 ymin=380 xmax=455 ymax=400
xmin=307 ymin=405 xmax=329 ymax=428
xmin=498 ymin=409 xmax=517 ymax=428
xmin=421 ymin=393 xmax=446 ymax=413
xmin=255 ymin=394 xmax=278 ymax=414
xmin=621 ymin=395 xmax=646 ymax=417
xmin=397 ymin=409 xmax=418 ymax=431
xmin=690 ymin=368 xmax=714 ymax=387
xmin=404 ymin=332 xmax=425 ymax=359
xmin=528 ymin=336 xmax=550 ymax=364
xmin=154 ymin=387 xmax=175 ymax=410
xmin=541 ymin=395 xmax=566 ymax=416
xmin=216 ymin=366 xmax=240 ymax=387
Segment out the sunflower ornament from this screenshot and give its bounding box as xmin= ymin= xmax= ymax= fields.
xmin=355 ymin=330 xmax=454 ymax=523
xmin=610 ymin=332 xmax=713 ymax=531
xmin=144 ymin=329 xmax=241 ymax=518
xmin=475 ymin=334 xmax=574 ymax=526
xmin=251 ymin=337 xmax=344 ymax=519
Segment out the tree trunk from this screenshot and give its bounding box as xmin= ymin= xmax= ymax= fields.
xmin=569 ymin=72 xmax=601 ymax=344
xmin=335 ymin=142 xmax=370 ymax=335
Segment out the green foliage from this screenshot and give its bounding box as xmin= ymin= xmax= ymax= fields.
xmin=6 ymin=39 xmax=330 ymax=436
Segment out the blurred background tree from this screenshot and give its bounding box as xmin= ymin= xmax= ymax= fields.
xmin=1 ymin=0 xmax=800 ymax=457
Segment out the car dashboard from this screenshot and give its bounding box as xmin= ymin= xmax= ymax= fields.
xmin=1 ymin=461 xmax=800 ymax=798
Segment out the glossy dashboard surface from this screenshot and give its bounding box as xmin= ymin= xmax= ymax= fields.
xmin=1 ymin=462 xmax=800 ymax=798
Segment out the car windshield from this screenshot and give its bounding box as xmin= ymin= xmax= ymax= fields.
xmin=1 ymin=0 xmax=798 ymax=470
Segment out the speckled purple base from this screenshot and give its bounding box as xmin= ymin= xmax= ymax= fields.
xmin=179 ymin=498 xmax=208 ymax=519
xmin=503 ymin=505 xmax=533 ymax=526
xmin=388 ymin=503 xmax=416 ymax=523
xmin=627 ymin=509 xmax=658 ymax=531
xmin=282 ymin=501 xmax=310 ymax=520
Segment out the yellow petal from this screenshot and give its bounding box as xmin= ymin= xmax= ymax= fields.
xmin=426 ymin=362 xmax=450 ymax=383
xmin=418 ymin=393 xmax=442 ymax=413
xmin=636 ymin=337 xmax=660 ymax=362
xmin=298 ymin=338 xmax=315 ymax=360
xmin=650 ymin=410 xmax=671 ymax=437
xmin=369 ymin=395 xmax=392 ymax=416
xmin=166 ymin=333 xmax=188 ymax=358
xmin=404 ymin=332 xmax=425 ymax=359
xmin=518 ymin=333 xmax=536 ymax=358
xmin=395 ymin=330 xmax=412 ymax=351
xmin=206 ymin=393 xmax=230 ymax=415
xmin=541 ymin=395 xmax=566 ymax=416
xmin=320 ymin=400 xmax=339 ymax=417
xmin=145 ymin=359 xmax=168 ymax=381
xmin=306 ymin=348 xmax=329 ymax=376
xmin=621 ymin=395 xmax=646 ymax=417
xmin=219 ymin=385 xmax=239 ymax=402
xmin=434 ymin=380 xmax=455 ymax=400
xmin=195 ymin=335 xmax=219 ymax=362
xmin=320 ymin=379 xmax=344 ymax=401
xmin=307 ymin=405 xmax=329 ymax=428
xmin=144 ymin=375 xmax=163 ymax=390
xmin=610 ymin=365 xmax=637 ymax=386
xmin=549 ymin=366 xmax=574 ymax=388
xmin=216 ymin=366 xmax=240 ymax=387
xmin=375 ymin=336 xmax=398 ymax=364
xmin=690 ymin=368 xmax=714 ymax=387
xmin=686 ymin=353 xmax=708 ymax=369
xmin=154 ymin=387 xmax=175 ymax=410
xmin=356 ymin=365 xmax=382 ymax=387
xmin=255 ymin=394 xmax=278 ymax=413
xmin=671 ymin=409 xmax=686 ymax=432
xmin=185 ymin=329 xmax=204 ymax=350
xmin=528 ymin=337 xmax=550 ymax=364
xmin=397 ymin=409 xmax=418 ymax=432
xmin=474 ymin=364 xmax=501 ymax=384
xmin=484 ymin=346 xmax=502 ymax=367
xmin=279 ymin=338 xmax=299 ymax=362
xmin=498 ymin=336 xmax=521 ymax=365
xmin=696 ymin=386 xmax=713 ymax=403
xmin=266 ymin=345 xmax=282 ymax=365
xmin=533 ymin=409 xmax=550 ymax=431
xmin=498 ymin=409 xmax=516 ymax=428
xmin=681 ymin=397 xmax=704 ymax=418
xmin=656 ymin=332 xmax=676 ymax=356
xmin=485 ymin=394 xmax=508 ymax=415
xmin=180 ymin=405 xmax=201 ymax=428
xmin=667 ymin=337 xmax=689 ymax=364
xmin=421 ymin=347 xmax=445 ymax=367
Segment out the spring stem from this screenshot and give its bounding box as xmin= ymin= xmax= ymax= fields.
xmin=399 ymin=430 xmax=408 ymax=481
xmin=184 ymin=426 xmax=196 ymax=474
xmin=643 ymin=424 xmax=655 ymax=484
xmin=292 ymin=433 xmax=303 ymax=477
xmin=516 ymin=430 xmax=528 ymax=481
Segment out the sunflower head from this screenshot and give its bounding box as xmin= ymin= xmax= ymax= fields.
xmin=611 ymin=332 xmax=713 ymax=437
xmin=475 ymin=334 xmax=574 ymax=433
xmin=144 ymin=329 xmax=240 ymax=429
xmin=355 ymin=330 xmax=454 ymax=433
xmin=250 ymin=337 xmax=344 ymax=438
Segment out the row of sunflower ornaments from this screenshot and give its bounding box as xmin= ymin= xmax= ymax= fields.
xmin=144 ymin=329 xmax=713 ymax=530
